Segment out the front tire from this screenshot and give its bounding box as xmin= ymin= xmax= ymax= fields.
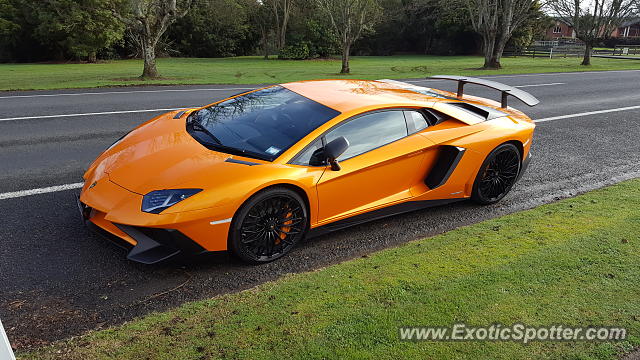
xmin=229 ymin=187 xmax=308 ymax=263
xmin=471 ymin=143 xmax=521 ymax=205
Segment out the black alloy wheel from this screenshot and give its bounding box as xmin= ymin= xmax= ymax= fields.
xmin=471 ymin=143 xmax=521 ymax=205
xmin=230 ymin=187 xmax=307 ymax=263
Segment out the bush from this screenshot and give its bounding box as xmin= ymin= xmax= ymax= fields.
xmin=278 ymin=42 xmax=311 ymax=60
xmin=602 ymin=37 xmax=640 ymax=48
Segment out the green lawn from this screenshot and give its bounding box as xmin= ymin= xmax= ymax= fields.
xmin=2 ymin=55 xmax=640 ymax=91
xmin=21 ymin=179 xmax=640 ymax=360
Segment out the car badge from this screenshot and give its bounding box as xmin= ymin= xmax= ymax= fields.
xmin=88 ymin=181 xmax=97 ymax=189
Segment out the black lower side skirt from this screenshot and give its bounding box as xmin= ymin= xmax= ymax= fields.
xmin=307 ymin=198 xmax=465 ymax=239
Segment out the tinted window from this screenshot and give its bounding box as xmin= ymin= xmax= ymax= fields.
xmin=291 ymin=138 xmax=325 ymax=166
xmin=325 ymin=111 xmax=408 ymax=160
xmin=405 ymin=110 xmax=429 ymax=133
xmin=187 ymin=86 xmax=340 ymax=161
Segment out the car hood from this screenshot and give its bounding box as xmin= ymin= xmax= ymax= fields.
xmin=93 ymin=113 xmax=268 ymax=196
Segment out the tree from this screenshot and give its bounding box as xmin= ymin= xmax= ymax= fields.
xmin=355 ymin=0 xmax=404 ymax=55
xmin=0 ymin=0 xmax=21 ymax=60
xmin=33 ymin=0 xmax=124 ymax=62
xmin=113 ymin=0 xmax=193 ymax=78
xmin=1 ymin=0 xmax=124 ymax=62
xmin=508 ymin=2 xmax=552 ymax=50
xmin=285 ymin=3 xmax=339 ymax=59
xmin=315 ymin=0 xmax=382 ymax=74
xmin=547 ymin=0 xmax=635 ymax=65
xmin=264 ymin=0 xmax=294 ymax=50
xmin=464 ymin=0 xmax=536 ymax=69
xmin=379 ymin=0 xmax=475 ymax=56
xmin=166 ymin=0 xmax=258 ymax=58
xmin=249 ymin=0 xmax=275 ymax=59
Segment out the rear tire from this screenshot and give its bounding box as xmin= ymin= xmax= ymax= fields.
xmin=229 ymin=187 xmax=308 ymax=264
xmin=471 ymin=143 xmax=521 ymax=205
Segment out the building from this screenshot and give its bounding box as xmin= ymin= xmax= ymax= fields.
xmin=613 ymin=19 xmax=640 ymax=38
xmin=545 ymin=18 xmax=640 ymax=40
xmin=545 ymin=19 xmax=575 ymax=39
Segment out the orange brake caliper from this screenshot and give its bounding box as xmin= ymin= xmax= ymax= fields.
xmin=278 ymin=211 xmax=293 ymax=244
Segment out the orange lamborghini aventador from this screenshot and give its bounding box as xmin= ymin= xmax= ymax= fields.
xmin=77 ymin=76 xmax=538 ymax=264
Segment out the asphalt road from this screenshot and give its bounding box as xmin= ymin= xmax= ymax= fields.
xmin=1 ymin=70 xmax=639 ymax=349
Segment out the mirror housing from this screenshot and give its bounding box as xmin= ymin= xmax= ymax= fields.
xmin=324 ymin=136 xmax=349 ymax=171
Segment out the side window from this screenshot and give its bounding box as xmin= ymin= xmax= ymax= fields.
xmin=291 ymin=138 xmax=324 ymax=166
xmin=325 ymin=110 xmax=408 ymax=160
xmin=404 ymin=110 xmax=429 ymax=133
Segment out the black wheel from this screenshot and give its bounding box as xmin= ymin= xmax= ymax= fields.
xmin=471 ymin=143 xmax=521 ymax=205
xmin=229 ymin=187 xmax=308 ymax=263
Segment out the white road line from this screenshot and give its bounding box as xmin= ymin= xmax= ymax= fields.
xmin=3 ymin=69 xmax=639 ymax=100
xmin=410 ymin=68 xmax=640 ymax=83
xmin=0 ymin=87 xmax=257 ymax=100
xmin=2 ymin=104 xmax=640 ymax=201
xmin=0 ymin=81 xmax=577 ymax=123
xmin=514 ymin=82 xmax=565 ymax=88
xmin=534 ymin=105 xmax=640 ymax=123
xmin=0 ymin=183 xmax=84 ymax=200
xmin=483 ymin=69 xmax=640 ymax=79
xmin=0 ymin=108 xmax=185 ymax=122
xmin=406 ymin=80 xmax=567 ymax=88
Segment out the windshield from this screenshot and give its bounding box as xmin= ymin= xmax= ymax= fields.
xmin=187 ymin=86 xmax=340 ymax=161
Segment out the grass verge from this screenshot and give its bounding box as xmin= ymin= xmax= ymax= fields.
xmin=22 ymin=179 xmax=640 ymax=359
xmin=2 ymin=55 xmax=640 ymax=91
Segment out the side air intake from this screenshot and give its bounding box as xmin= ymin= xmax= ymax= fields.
xmin=425 ymin=146 xmax=466 ymax=189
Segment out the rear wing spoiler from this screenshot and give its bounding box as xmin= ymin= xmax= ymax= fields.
xmin=427 ymin=75 xmax=540 ymax=108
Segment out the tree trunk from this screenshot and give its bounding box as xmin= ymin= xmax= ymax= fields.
xmin=581 ymin=44 xmax=592 ymax=66
xmin=88 ymin=51 xmax=97 ymax=63
xmin=275 ymin=26 xmax=282 ymax=50
xmin=141 ymin=38 xmax=159 ymax=78
xmin=482 ymin=34 xmax=500 ymax=69
xmin=485 ymin=36 xmax=508 ymax=69
xmin=261 ymin=28 xmax=269 ymax=60
xmin=341 ymin=43 xmax=351 ymax=74
xmin=483 ymin=55 xmax=501 ymax=69
xmin=279 ymin=29 xmax=286 ymax=51
xmin=425 ymin=35 xmax=433 ymax=54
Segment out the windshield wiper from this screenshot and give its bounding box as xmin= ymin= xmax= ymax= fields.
xmin=206 ymin=143 xmax=270 ymax=161
xmin=186 ymin=118 xmax=271 ymax=161
xmin=188 ymin=119 xmax=223 ymax=145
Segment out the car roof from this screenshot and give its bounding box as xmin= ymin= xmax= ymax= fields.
xmin=281 ymin=79 xmax=447 ymax=113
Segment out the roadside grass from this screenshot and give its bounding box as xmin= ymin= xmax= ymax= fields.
xmin=1 ymin=55 xmax=640 ymax=91
xmin=21 ymin=179 xmax=640 ymax=359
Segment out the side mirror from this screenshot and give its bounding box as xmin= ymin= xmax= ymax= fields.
xmin=324 ymin=136 xmax=349 ymax=171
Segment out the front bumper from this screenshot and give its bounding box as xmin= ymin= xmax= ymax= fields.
xmin=77 ymin=195 xmax=207 ymax=264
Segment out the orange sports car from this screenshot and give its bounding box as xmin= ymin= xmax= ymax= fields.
xmin=78 ymin=76 xmax=538 ymax=264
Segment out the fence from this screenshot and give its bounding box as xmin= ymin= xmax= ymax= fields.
xmin=504 ymin=45 xmax=586 ymax=58
xmin=611 ymin=45 xmax=640 ymax=56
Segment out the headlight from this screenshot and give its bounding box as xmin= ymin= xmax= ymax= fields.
xmin=142 ymin=189 xmax=202 ymax=214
